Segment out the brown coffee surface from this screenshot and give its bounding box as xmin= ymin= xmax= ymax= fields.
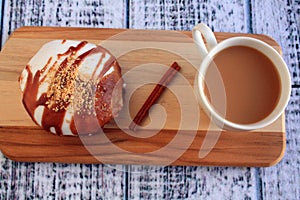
xmin=204 ymin=46 xmax=281 ymax=124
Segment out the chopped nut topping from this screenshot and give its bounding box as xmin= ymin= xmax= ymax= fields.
xmin=71 ymin=74 xmax=97 ymax=116
xmin=46 ymin=55 xmax=78 ymax=111
xmin=45 ymin=49 xmax=110 ymax=116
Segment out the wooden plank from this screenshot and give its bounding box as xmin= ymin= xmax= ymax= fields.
xmin=0 ymin=27 xmax=285 ymax=167
xmin=0 ymin=161 xmax=125 ymax=199
xmin=1 ymin=0 xmax=127 ymax=46
xmin=128 ymin=0 xmax=259 ymax=199
xmin=129 ymin=0 xmax=248 ymax=33
xmin=252 ymin=0 xmax=300 ymax=199
xmin=128 ymin=165 xmax=257 ymax=199
xmin=252 ymin=0 xmax=300 ymax=86
xmin=0 ymin=1 xmax=126 ymax=199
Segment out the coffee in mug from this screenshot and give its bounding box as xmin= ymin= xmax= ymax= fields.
xmin=192 ymin=23 xmax=291 ymax=131
xmin=204 ymin=45 xmax=281 ymax=124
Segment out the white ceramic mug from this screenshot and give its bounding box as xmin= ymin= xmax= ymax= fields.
xmin=192 ymin=23 xmax=291 ymax=131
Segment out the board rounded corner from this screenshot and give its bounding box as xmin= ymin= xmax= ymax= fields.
xmin=0 ymin=147 xmax=21 ymax=162
xmin=266 ymin=137 xmax=286 ymax=167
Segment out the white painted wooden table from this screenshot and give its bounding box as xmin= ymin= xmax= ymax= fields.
xmin=0 ymin=0 xmax=299 ymax=199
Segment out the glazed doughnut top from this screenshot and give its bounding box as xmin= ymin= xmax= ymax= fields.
xmin=19 ymin=40 xmax=123 ymax=136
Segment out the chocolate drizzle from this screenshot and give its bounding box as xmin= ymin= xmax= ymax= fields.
xmin=40 ymin=57 xmax=53 ymax=74
xmin=90 ymin=45 xmax=116 ymax=79
xmin=21 ymin=41 xmax=122 ymax=135
xmin=57 ymin=41 xmax=88 ymax=58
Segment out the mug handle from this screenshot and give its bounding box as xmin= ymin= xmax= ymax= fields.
xmin=192 ymin=23 xmax=218 ymax=59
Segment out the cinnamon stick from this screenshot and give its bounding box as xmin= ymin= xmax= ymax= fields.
xmin=129 ymin=62 xmax=181 ymax=131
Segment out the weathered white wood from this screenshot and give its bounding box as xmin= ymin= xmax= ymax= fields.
xmin=130 ymin=0 xmax=248 ymax=33
xmin=0 ymin=0 xmax=126 ymax=199
xmin=128 ymin=165 xmax=257 ymax=199
xmin=0 ymin=161 xmax=125 ymax=199
xmin=252 ymin=0 xmax=300 ymax=85
xmin=1 ymin=0 xmax=126 ymax=46
xmin=252 ymin=0 xmax=300 ymax=199
xmin=128 ymin=0 xmax=258 ymax=199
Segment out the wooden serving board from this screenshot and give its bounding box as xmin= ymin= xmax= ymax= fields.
xmin=0 ymin=27 xmax=285 ymax=167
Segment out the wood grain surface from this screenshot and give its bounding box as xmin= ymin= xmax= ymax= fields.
xmin=0 ymin=26 xmax=285 ymax=168
xmin=0 ymin=0 xmax=299 ymax=199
